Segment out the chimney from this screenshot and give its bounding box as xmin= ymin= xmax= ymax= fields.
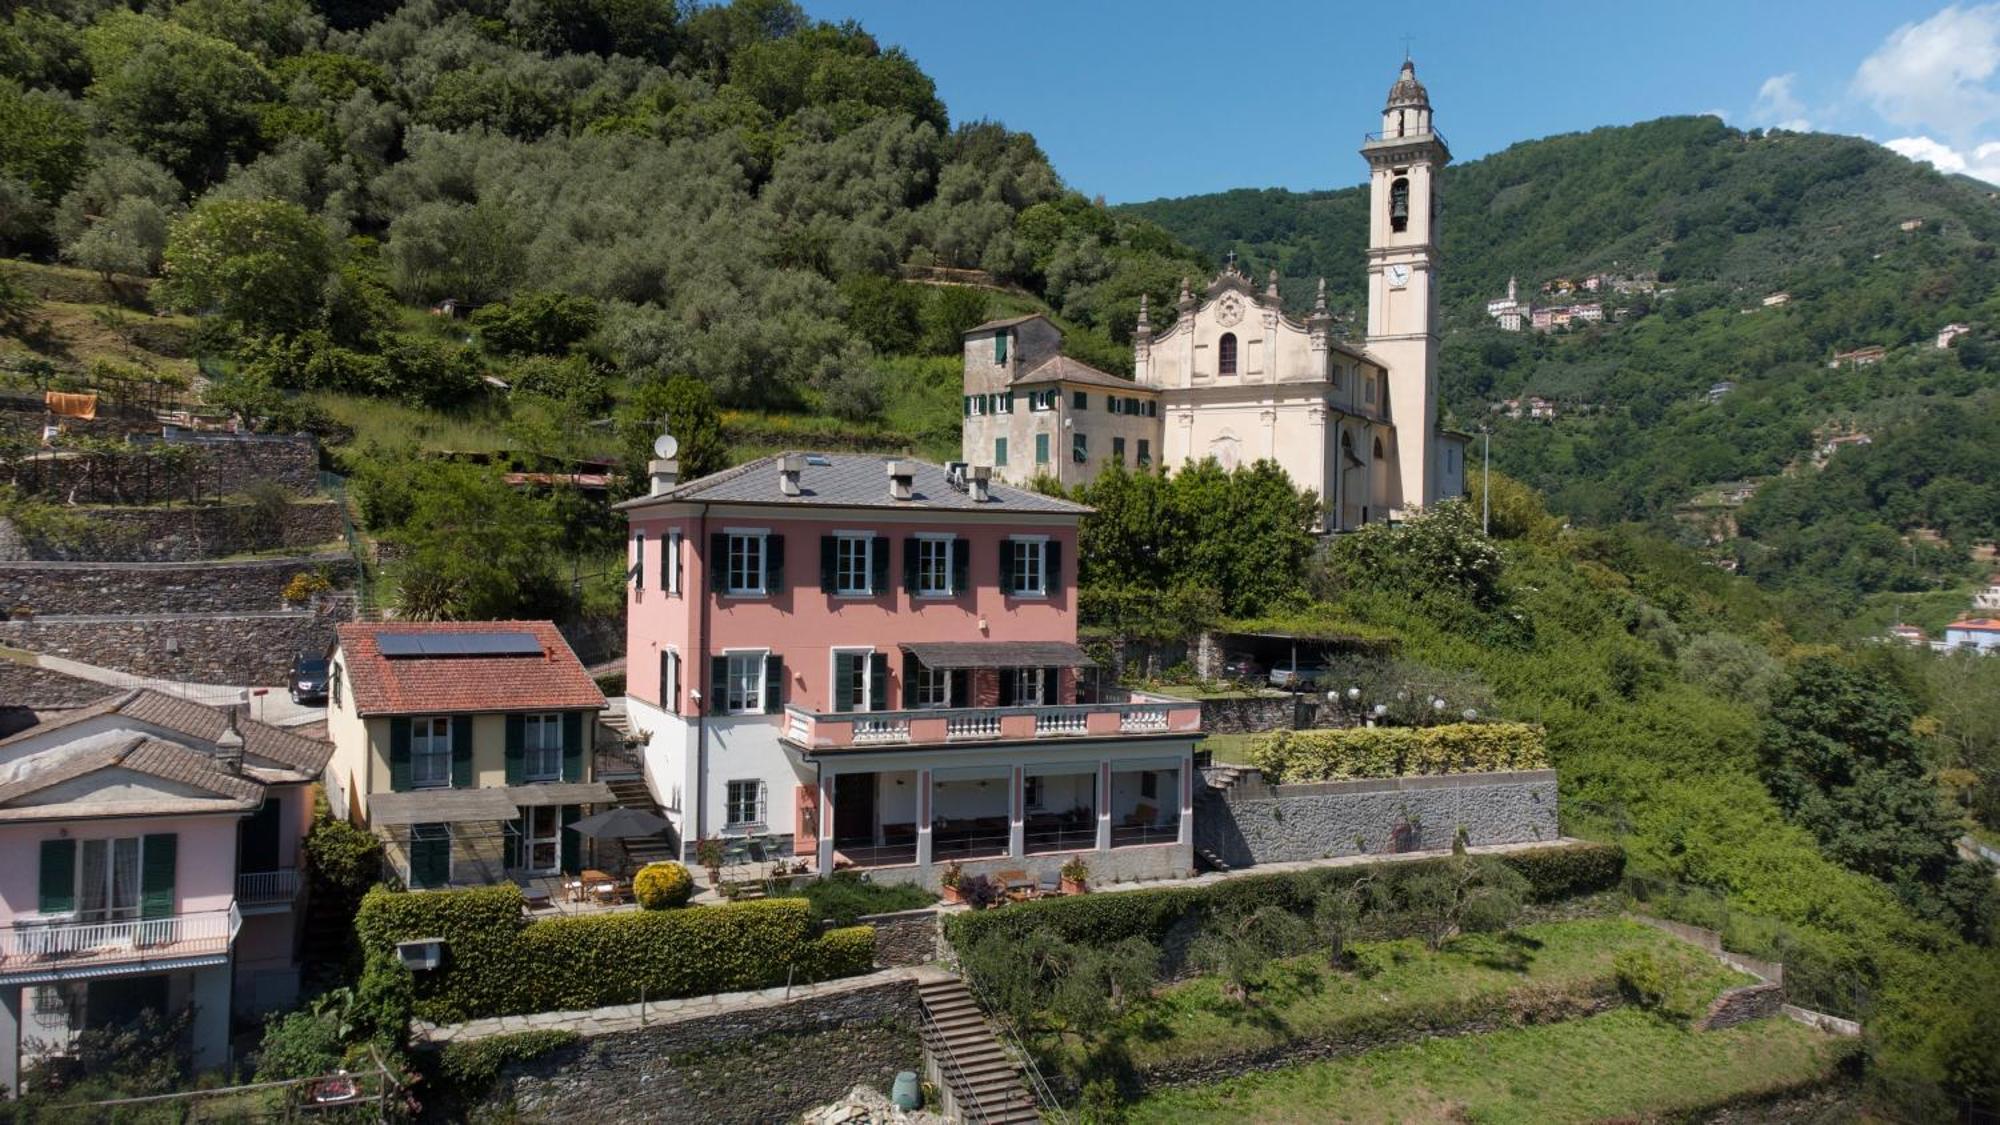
xmin=886 ymin=460 xmax=915 ymax=501
xmin=779 ymin=453 xmax=804 ymax=496
xmin=970 ymin=465 xmax=992 ymax=503
xmin=215 ymin=706 xmax=244 ymax=775
xmin=649 ymin=458 xmax=679 ymax=496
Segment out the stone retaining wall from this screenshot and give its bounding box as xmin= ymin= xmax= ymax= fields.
xmin=859 ymin=909 xmax=940 ymax=968
xmin=157 ymin=429 xmax=318 ymax=495
xmin=1195 ymin=768 xmax=1560 ymax=868
xmin=1699 ymin=981 xmax=1786 ymax=1030
xmin=0 ymin=608 xmax=345 ymax=684
xmin=434 ymin=974 xmax=924 ymax=1125
xmin=0 ymin=500 xmax=344 ymax=562
xmin=0 ymin=555 xmax=354 ymax=615
xmin=8 ymin=431 xmax=317 ymax=505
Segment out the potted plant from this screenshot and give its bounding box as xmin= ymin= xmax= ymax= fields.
xmin=695 ymin=835 xmax=725 ymax=887
xmin=938 ymin=860 xmax=966 ymax=904
xmin=1059 ymin=856 xmax=1090 ymax=895
xmin=961 ymin=874 xmax=1002 ymax=910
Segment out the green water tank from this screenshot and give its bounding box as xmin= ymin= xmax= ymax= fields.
xmin=890 ymin=1070 xmax=920 ymax=1111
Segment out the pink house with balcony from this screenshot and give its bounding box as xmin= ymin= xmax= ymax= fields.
xmin=618 ymin=448 xmax=1202 ymax=889
xmin=0 ymin=691 xmax=329 ymax=1094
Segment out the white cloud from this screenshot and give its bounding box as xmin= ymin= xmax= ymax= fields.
xmin=1883 ymin=134 xmax=2000 ymax=183
xmin=1749 ymin=73 xmax=1814 ymax=131
xmin=1855 ymin=5 xmax=2000 ymax=139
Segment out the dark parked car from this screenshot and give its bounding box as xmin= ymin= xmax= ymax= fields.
xmin=289 ymin=655 xmax=329 ymax=705
xmin=1221 ymin=655 xmax=1264 ymax=682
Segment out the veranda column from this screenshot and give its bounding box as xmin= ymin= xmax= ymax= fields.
xmin=817 ymin=771 xmax=836 ymax=877
xmin=1178 ymin=752 xmax=1194 ymax=847
xmin=1008 ymin=766 xmax=1025 ymax=858
xmin=1096 ymin=760 xmax=1112 ymax=852
xmin=189 ymin=965 xmax=232 ymax=1072
xmin=915 ymin=768 xmax=934 ymax=870
xmin=0 ymin=984 xmax=20 ymax=1095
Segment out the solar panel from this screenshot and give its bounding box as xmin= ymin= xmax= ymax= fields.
xmin=377 ymin=631 xmax=543 ymax=657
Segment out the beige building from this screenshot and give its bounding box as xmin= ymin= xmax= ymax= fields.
xmin=960 ymin=59 xmax=1468 ymax=527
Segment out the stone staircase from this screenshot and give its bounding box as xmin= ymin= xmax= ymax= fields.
xmin=1204 ymin=763 xmax=1250 ymax=793
xmin=600 ymin=772 xmax=677 ymax=867
xmin=918 ymin=977 xmax=1043 ymax=1124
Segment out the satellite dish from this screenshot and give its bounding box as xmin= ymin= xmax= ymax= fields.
xmin=653 ymin=433 xmax=679 ymax=460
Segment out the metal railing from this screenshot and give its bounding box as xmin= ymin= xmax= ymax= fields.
xmin=0 ymin=904 xmax=240 ymax=971
xmin=236 ymin=868 xmax=301 ymax=906
xmin=918 ymin=998 xmax=993 ymax=1123
xmin=957 ymin=971 xmax=1071 ymax=1125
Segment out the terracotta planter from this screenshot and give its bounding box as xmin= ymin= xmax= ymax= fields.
xmin=1060 ymin=878 xmax=1087 ymax=896
xmin=940 ymin=884 xmax=964 ymax=905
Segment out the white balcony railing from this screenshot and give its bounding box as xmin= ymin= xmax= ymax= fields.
xmin=1035 ymin=709 xmax=1088 ymax=736
xmin=236 ymin=868 xmax=301 ymax=906
xmin=946 ymin=713 xmax=1002 ymax=740
xmin=852 ymin=718 xmax=911 ymax=744
xmin=786 ymin=710 xmax=812 ymax=743
xmin=1120 ymin=709 xmax=1169 ymax=733
xmin=0 ymin=905 xmax=241 ymax=975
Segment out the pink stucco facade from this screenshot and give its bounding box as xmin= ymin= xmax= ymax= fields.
xmin=625 ymin=512 xmax=1079 ymax=715
xmin=0 ymin=814 xmax=239 ymax=924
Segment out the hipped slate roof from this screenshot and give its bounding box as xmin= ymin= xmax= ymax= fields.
xmin=0 ymin=735 xmax=266 ymax=821
xmin=617 ymin=453 xmax=1090 ymax=515
xmin=0 ymin=689 xmax=330 ymax=778
xmin=336 ymin=621 xmax=607 ymax=717
xmin=967 ymin=313 xmax=1049 ymax=333
xmin=1013 ymin=356 xmax=1154 ymax=393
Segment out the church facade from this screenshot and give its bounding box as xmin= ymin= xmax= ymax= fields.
xmin=961 ymin=59 xmax=1467 ymax=528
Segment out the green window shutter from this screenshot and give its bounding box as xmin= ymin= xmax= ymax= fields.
xmin=410 ymin=827 xmax=449 ymax=888
xmin=820 ymin=535 xmax=838 ymax=593
xmin=504 ymin=715 xmax=525 ymax=785
xmin=1046 ymin=540 xmax=1063 ymax=594
xmin=994 ymin=437 xmax=1007 ymax=466
xmin=1035 ymin=433 xmax=1049 ymax=464
xmin=450 ymin=716 xmax=473 ymax=788
xmin=869 ymin=653 xmax=889 ymax=712
xmin=562 ymin=711 xmax=584 ymax=781
xmin=902 ymin=652 xmax=919 ymax=708
xmin=710 ymin=655 xmax=728 ymax=708
xmin=903 ymin=537 xmax=919 ymax=594
xmin=998 ymin=538 xmax=1013 ymax=592
xmin=763 ymin=654 xmax=784 ymax=714
xmin=833 ymin=653 xmax=855 ymax=714
xmin=389 ymin=717 xmax=412 ymax=792
xmin=709 ymin=533 xmax=728 ymax=592
xmin=869 ymin=537 xmax=888 ymax=593
xmin=963 ymin=395 xmax=972 ymax=417
xmin=560 ymin=805 xmax=581 ymax=873
xmin=952 ymin=539 xmax=969 ymax=595
xmin=140 ymin=833 xmax=177 ymax=919
xmin=633 ymin=531 xmax=645 ymax=591
xmin=995 ymin=333 xmax=1007 ymax=363
xmin=38 ymin=838 xmax=75 ymax=914
xmin=765 ymin=535 xmax=785 ymax=593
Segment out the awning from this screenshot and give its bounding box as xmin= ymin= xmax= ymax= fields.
xmin=899 ymin=641 xmax=1096 ymax=669
xmin=505 ymin=781 xmax=615 ymax=807
xmin=370 ymin=789 xmax=519 ymax=827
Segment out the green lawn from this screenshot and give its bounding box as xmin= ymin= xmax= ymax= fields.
xmin=1094 ymin=919 xmax=1745 ymax=1074
xmin=1124 ymin=1007 xmax=1854 ymax=1124
xmin=1201 ymin=732 xmax=1263 ymax=765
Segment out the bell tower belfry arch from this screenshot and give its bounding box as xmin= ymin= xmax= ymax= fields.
xmin=1361 ymin=58 xmax=1449 ymax=512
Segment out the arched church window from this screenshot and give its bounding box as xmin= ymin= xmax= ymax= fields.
xmin=1390 ymin=178 xmax=1409 ymax=233
xmin=1218 ymin=332 xmax=1238 ymax=376
xmin=1373 ymin=437 xmax=1385 ymax=460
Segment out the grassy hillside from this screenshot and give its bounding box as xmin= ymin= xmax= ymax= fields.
xmin=1123 ymin=118 xmax=2000 ymax=612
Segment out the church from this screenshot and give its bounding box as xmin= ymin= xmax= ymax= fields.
xmin=960 ymin=59 xmax=1468 ymax=529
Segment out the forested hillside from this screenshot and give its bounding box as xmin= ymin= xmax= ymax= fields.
xmin=1124 ymin=118 xmax=2000 ymax=617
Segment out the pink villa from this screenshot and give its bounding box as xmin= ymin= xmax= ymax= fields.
xmin=0 ymin=691 xmax=329 ymax=1093
xmin=618 ymin=447 xmax=1203 ymax=889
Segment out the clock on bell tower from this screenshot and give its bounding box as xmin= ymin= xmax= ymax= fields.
xmin=1361 ymin=57 xmax=1450 ymax=513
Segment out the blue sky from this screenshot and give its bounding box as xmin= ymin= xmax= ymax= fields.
xmin=802 ymin=1 xmax=2000 ymax=202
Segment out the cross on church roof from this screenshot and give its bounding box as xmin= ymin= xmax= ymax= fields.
xmin=1401 ymin=34 xmax=1414 ymax=59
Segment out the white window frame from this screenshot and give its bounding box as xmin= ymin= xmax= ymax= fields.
xmin=995 ymin=392 xmax=1013 ymax=414
xmin=1016 ymin=667 xmax=1047 ymax=705
xmin=521 ymin=805 xmax=561 ymax=873
xmin=725 ymin=779 xmax=767 ymax=829
xmin=917 ymin=665 xmax=952 ymax=708
xmin=660 ymin=646 xmax=680 ymax=712
xmin=1030 ymin=391 xmax=1053 ymax=413
xmin=829 ymin=646 xmax=875 ymax=713
xmin=916 ymin=534 xmax=955 ymax=598
xmin=74 ymin=836 xmax=144 ymax=923
xmin=666 ymin=529 xmax=683 ymax=595
xmin=724 ymin=649 xmax=768 ymax=715
xmin=1010 ymin=536 xmax=1048 ymax=598
xmin=523 ymin=712 xmax=563 ymax=781
xmin=725 ymin=531 xmax=767 ymax=596
xmin=968 ymin=395 xmax=985 ymax=417
xmin=410 ymin=716 xmax=452 ymax=789
xmin=834 ymin=533 xmax=875 ymax=596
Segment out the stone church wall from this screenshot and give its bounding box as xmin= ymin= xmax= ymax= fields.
xmin=1196 ymin=768 xmax=1559 ymax=869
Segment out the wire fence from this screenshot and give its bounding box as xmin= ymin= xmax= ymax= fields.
xmin=318 ymin=470 xmax=385 ymax=621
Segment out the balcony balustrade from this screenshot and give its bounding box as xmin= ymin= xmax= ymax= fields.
xmin=0 ymin=905 xmax=241 ymax=980
xmin=784 ymin=691 xmax=1199 ymax=752
xmin=235 ymin=868 xmax=302 ymax=909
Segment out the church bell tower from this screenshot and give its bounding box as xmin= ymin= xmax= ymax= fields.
xmin=1362 ymin=58 xmax=1449 ymax=513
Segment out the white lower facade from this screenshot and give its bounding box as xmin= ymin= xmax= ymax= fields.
xmin=626 ymin=696 xmax=1197 ymax=888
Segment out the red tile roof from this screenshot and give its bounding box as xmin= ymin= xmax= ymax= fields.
xmin=335 ymin=621 xmax=606 ymax=717
xmin=1947 ymin=618 xmax=2000 ymax=632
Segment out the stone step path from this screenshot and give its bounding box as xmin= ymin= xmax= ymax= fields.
xmin=600 ymin=772 xmax=676 ymax=867
xmin=917 ymin=977 xmax=1042 ymax=1124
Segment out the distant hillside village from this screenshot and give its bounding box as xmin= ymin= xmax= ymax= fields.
xmin=1481 ymin=272 xmax=1657 ymax=333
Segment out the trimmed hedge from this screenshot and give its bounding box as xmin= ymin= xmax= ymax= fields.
xmin=946 ymin=842 xmax=1625 ymax=951
xmin=634 ymin=861 xmax=694 ymax=909
xmin=1249 ymin=722 xmax=1549 ymax=783
xmin=354 ymin=887 xmax=875 ymax=1022
xmin=437 ymin=1029 xmax=579 ymax=1095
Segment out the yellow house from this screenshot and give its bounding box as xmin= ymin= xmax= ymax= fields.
xmin=326 ymin=621 xmax=609 ymax=888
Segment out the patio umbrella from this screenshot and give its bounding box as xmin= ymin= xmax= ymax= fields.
xmin=565 ymin=807 xmax=672 ymax=840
